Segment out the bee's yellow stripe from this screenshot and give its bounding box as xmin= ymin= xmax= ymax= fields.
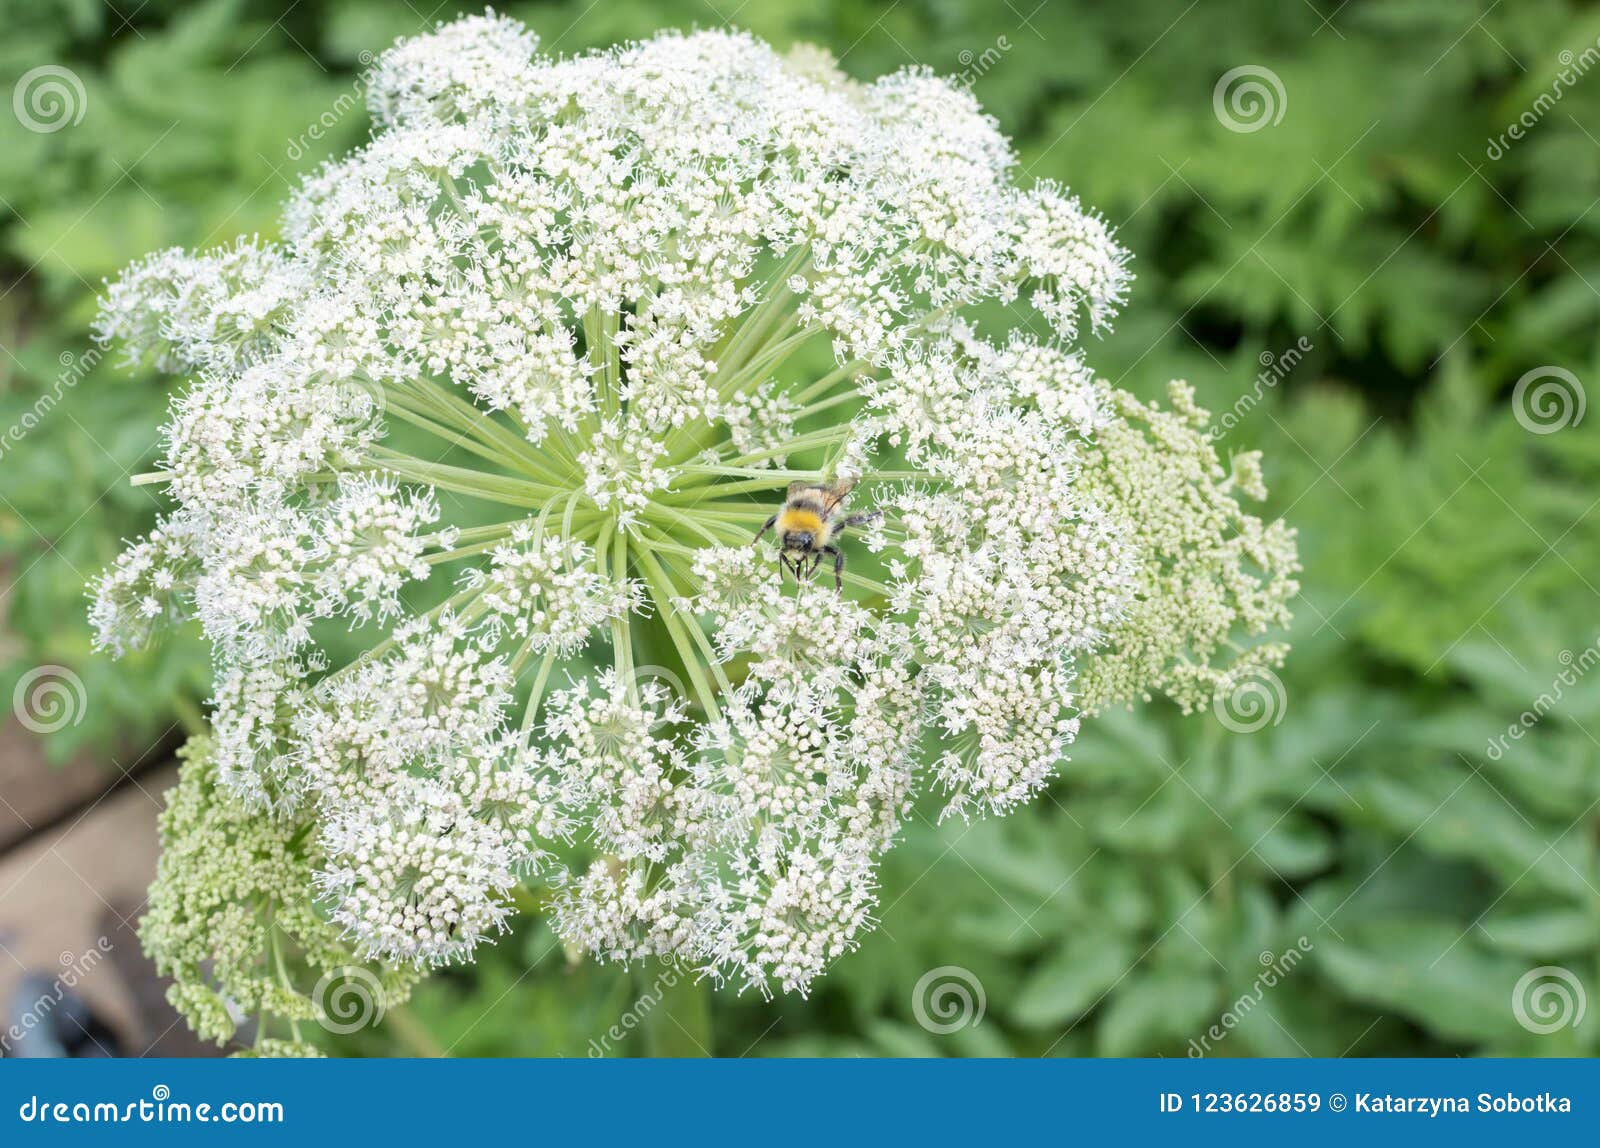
xmin=778 ymin=508 xmax=824 ymax=535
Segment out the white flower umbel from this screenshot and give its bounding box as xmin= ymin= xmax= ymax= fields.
xmin=98 ymin=14 xmax=1297 ymax=1010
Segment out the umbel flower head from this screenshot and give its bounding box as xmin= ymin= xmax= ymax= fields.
xmin=93 ymin=14 xmax=1297 ymax=1028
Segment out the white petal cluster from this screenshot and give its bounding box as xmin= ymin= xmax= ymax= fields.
xmin=93 ymin=15 xmax=1296 ymax=1009
xmin=470 ymin=526 xmax=631 ymax=655
xmin=318 ymin=743 xmax=552 ymax=965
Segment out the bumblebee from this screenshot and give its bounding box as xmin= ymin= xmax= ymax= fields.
xmin=755 ymin=479 xmax=881 ymax=591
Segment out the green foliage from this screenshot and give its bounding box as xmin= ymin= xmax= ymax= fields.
xmin=5 ymin=0 xmax=1597 ymax=1056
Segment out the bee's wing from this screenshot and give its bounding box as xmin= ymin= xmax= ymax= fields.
xmin=785 ymin=480 xmax=817 ymax=501
xmin=820 ymin=478 xmax=858 ymax=514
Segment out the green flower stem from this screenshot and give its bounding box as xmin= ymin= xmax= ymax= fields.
xmin=268 ymin=922 xmax=303 ymax=1045
xmin=674 ymin=464 xmax=828 ymax=482
xmin=648 ymin=503 xmax=736 ymax=548
xmin=635 ymin=534 xmax=739 ymax=694
xmin=667 ymin=504 xmax=768 ymax=524
xmin=519 ymin=649 xmax=559 ymax=739
xmin=658 ymin=474 xmax=806 ymax=501
xmin=559 ymin=490 xmax=585 ymax=540
xmin=609 ymin=528 xmax=634 ymax=687
xmin=789 ymin=360 xmax=869 ymax=407
xmin=708 ymin=321 xmax=817 ymax=407
xmin=379 ymin=388 xmax=529 ymax=476
xmin=633 ymin=545 xmax=726 ymax=718
xmin=718 ymin=424 xmax=860 ymax=466
xmin=585 ymin=306 xmax=622 ymax=422
xmin=603 ymin=309 xmax=622 ymax=410
xmin=407 ymin=373 xmax=576 ymax=485
xmin=593 ymin=518 xmax=614 ymax=587
xmin=792 ymin=390 xmax=863 ymax=420
xmin=435 ymin=520 xmax=528 ymax=545
xmin=400 ymin=410 xmax=521 ymax=475
xmin=713 ymin=247 xmax=810 ymax=374
xmin=423 ymin=542 xmax=495 ymax=566
xmin=368 ymin=449 xmax=560 ymax=507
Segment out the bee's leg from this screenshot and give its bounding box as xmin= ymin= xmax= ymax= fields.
xmin=821 ymin=545 xmax=845 ymax=592
xmin=755 ymin=513 xmax=778 ymax=542
xmin=835 ymin=509 xmax=883 ymax=533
